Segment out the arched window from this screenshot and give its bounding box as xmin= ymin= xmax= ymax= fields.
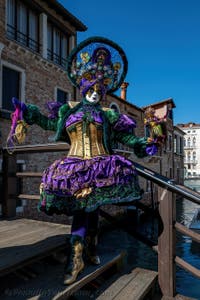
xmin=193 ymin=152 xmax=196 ymax=161
xmin=188 ymin=152 xmax=191 ymax=161
xmin=187 ymin=138 xmax=191 ymax=148
xmin=193 ymin=137 xmax=196 ymax=147
xmin=110 ymin=102 xmax=120 ymax=113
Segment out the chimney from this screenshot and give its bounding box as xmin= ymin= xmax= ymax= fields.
xmin=120 ymin=82 xmax=129 ymax=100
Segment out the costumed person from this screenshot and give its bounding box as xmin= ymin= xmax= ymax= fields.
xmin=7 ymin=37 xmax=160 ymax=285
xmin=144 ymin=106 xmax=167 ymax=145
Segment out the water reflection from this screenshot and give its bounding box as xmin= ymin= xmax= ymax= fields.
xmin=176 ymin=179 xmax=200 ymax=299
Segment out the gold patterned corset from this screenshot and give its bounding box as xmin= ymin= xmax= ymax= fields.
xmin=66 ymin=121 xmax=109 ymax=158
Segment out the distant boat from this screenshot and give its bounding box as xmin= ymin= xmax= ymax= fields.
xmin=189 ymin=208 xmax=200 ymax=230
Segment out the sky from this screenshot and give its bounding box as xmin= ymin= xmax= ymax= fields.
xmin=59 ymin=0 xmax=200 ymax=124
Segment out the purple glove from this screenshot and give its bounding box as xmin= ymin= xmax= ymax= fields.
xmin=146 ymin=144 xmax=158 ymax=156
xmin=45 ymin=101 xmax=62 ymax=119
xmin=12 ymin=97 xmax=27 ymax=112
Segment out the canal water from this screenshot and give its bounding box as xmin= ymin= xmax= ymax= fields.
xmin=101 ymin=179 xmax=200 ymax=299
xmin=176 ymin=179 xmax=200 ymax=299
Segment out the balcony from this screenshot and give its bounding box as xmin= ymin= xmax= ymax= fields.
xmin=184 ymin=159 xmax=198 ymax=164
xmin=7 ymin=24 xmax=40 ymax=53
xmin=47 ymin=49 xmax=68 ymax=68
xmin=184 ymin=145 xmax=197 ymax=149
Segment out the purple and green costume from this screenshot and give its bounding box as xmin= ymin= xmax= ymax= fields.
xmin=23 ymin=99 xmax=156 ymax=216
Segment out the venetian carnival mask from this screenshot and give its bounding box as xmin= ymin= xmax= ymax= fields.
xmin=85 ymin=84 xmax=102 ymax=104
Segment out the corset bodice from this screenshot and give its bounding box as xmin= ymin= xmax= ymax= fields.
xmin=66 ymin=121 xmax=108 ymax=158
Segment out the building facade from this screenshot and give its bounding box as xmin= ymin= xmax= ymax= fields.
xmin=177 ymin=123 xmax=200 ymax=179
xmin=173 ymin=126 xmax=185 ymax=184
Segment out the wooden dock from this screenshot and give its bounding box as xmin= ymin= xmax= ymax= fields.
xmin=0 ymin=218 xmax=71 ymax=276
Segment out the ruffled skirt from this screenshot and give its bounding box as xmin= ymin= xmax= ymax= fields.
xmin=38 ymin=155 xmax=143 ymax=215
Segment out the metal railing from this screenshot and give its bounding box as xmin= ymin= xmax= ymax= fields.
xmin=47 ymin=49 xmax=68 ymax=68
xmin=2 ymin=143 xmax=200 ymax=299
xmin=7 ymin=24 xmax=40 ymax=53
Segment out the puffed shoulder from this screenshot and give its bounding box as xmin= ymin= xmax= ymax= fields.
xmin=103 ymin=108 xmax=120 ymax=124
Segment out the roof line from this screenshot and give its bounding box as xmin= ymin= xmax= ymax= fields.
xmin=108 ymin=93 xmax=143 ymax=112
xmin=47 ymin=0 xmax=87 ymax=31
xmin=142 ymin=98 xmax=176 ymax=109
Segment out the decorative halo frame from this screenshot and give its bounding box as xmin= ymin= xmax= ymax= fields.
xmin=67 ymin=36 xmax=128 ymax=93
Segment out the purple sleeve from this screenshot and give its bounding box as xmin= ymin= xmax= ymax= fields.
xmin=113 ymin=114 xmax=136 ymax=131
xmin=45 ymin=101 xmax=63 ymax=119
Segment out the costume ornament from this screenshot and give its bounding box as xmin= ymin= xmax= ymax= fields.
xmin=144 ymin=106 xmax=167 ymax=145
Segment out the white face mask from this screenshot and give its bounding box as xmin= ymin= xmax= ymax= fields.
xmin=85 ymin=85 xmax=102 ymax=104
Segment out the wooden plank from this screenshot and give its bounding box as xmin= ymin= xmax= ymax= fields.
xmin=162 ymin=295 xmax=197 ymax=300
xmin=0 ymin=219 xmax=68 ymax=237
xmin=175 ymin=222 xmax=200 ymax=243
xmin=18 ymin=194 xmax=40 ymax=200
xmin=16 ymin=172 xmax=43 ymax=177
xmin=158 ymin=187 xmax=176 ymax=298
xmin=0 ymin=251 xmax=125 ymax=300
xmin=174 ymin=294 xmax=198 ymax=300
xmin=175 ymin=256 xmax=200 ymax=279
xmin=0 ymin=219 xmax=71 ymax=276
xmin=0 ymin=225 xmax=67 ymax=249
xmin=96 ymin=267 xmax=158 ymax=300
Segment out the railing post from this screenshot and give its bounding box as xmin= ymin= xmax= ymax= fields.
xmin=157 ymin=186 xmax=176 ymax=299
xmin=2 ymin=151 xmax=17 ymax=218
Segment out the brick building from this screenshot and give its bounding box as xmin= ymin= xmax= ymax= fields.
xmin=0 ymin=0 xmax=183 ymax=219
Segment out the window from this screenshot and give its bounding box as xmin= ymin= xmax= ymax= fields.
xmin=193 ymin=152 xmax=196 ymax=162
xmin=193 ymin=137 xmax=196 ymax=147
xmin=187 ymin=137 xmax=190 ymax=148
xmin=7 ymin=0 xmax=39 ymax=52
xmin=180 ymin=137 xmax=183 ymax=154
xmin=110 ymin=103 xmax=120 ymax=113
xmin=174 ymin=135 xmax=177 ymax=153
xmin=168 ymin=134 xmax=172 ymax=151
xmin=168 ymin=108 xmax=173 ymax=120
xmin=2 ymin=66 xmax=20 ymax=111
xmin=47 ymin=23 xmax=68 ymax=67
xmin=188 ymin=152 xmax=191 ymax=161
xmin=56 ymin=88 xmax=69 ymax=104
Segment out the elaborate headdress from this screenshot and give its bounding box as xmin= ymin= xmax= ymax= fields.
xmin=67 ymin=36 xmax=128 ymax=98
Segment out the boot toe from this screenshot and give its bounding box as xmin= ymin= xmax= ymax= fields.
xmin=90 ymin=255 xmax=101 ymax=265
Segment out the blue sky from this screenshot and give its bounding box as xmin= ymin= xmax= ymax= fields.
xmin=59 ymin=0 xmax=200 ymax=124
